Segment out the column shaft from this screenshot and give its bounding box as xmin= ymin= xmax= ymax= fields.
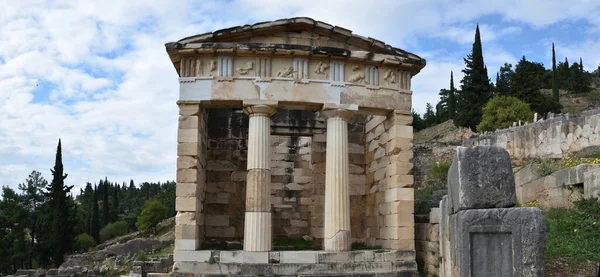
xmin=243 ymin=105 xmax=275 ymax=251
xmin=323 ymin=109 xmax=353 ymax=251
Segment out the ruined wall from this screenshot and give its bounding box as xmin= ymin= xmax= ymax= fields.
xmin=415 ymin=208 xmax=440 ymax=276
xmin=465 ymin=109 xmax=600 ymax=162
xmin=364 ymin=111 xmax=414 ymax=250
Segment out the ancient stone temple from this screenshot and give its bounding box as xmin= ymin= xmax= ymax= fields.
xmin=165 ymin=17 xmax=426 ymax=276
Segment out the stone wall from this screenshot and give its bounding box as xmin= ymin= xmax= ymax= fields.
xmin=465 ymin=109 xmax=600 ymax=162
xmin=415 ymin=208 xmax=440 ymax=276
xmin=364 ymin=111 xmax=414 ymax=250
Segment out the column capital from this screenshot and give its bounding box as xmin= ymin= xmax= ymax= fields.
xmin=320 ymin=108 xmax=354 ymax=121
xmin=243 ymin=104 xmax=277 ymax=117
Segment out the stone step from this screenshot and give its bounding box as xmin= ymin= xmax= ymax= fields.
xmin=173 ymin=261 xmax=417 ymax=276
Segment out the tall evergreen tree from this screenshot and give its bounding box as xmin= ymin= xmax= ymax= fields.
xmin=411 ymin=109 xmax=426 ymax=131
xmin=552 ymin=43 xmax=559 ymax=102
xmin=46 ymin=139 xmax=73 ymax=266
xmin=495 ymin=63 xmax=513 ymax=96
xmin=17 ymin=170 xmax=47 ymax=267
xmin=448 ymin=71 xmax=457 ymax=118
xmin=112 ymin=185 xmax=119 ymax=222
xmin=102 ymin=178 xmax=110 ymax=226
xmin=90 ymin=185 xmax=100 ymax=243
xmin=455 ymin=24 xmax=492 ymax=130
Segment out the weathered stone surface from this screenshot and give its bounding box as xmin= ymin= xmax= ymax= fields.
xmin=448 ymin=146 xmax=516 ymax=213
xmin=450 ymin=207 xmax=546 ymax=277
xmin=584 ymin=167 xmax=600 ymax=199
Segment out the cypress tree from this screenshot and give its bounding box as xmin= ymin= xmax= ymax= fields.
xmin=552 ymin=43 xmax=559 ymax=102
xmin=102 ymin=178 xmax=110 ymax=226
xmin=112 ymin=185 xmax=119 ymax=222
xmin=47 ymin=139 xmax=73 ymax=266
xmin=455 ymin=24 xmax=491 ymax=130
xmin=448 ymin=71 xmax=457 ymax=119
xmin=90 ymin=185 xmax=100 ymax=243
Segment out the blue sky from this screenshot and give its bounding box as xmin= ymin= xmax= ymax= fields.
xmin=1 ymin=0 xmax=599 ymax=191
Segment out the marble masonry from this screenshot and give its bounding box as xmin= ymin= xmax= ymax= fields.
xmin=165 ymin=17 xmax=426 ymax=276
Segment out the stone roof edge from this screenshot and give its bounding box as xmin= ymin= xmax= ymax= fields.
xmin=165 ymin=17 xmax=426 ymax=67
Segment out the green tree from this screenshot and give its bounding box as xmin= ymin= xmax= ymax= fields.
xmin=0 ymin=187 xmax=30 ymax=273
xmin=438 ymin=71 xmax=457 ymax=121
xmin=411 ymin=109 xmax=426 ymax=131
xmin=423 ymin=103 xmax=437 ymax=128
xmin=136 ymin=200 xmax=168 ymax=234
xmin=495 ymin=63 xmax=513 ymax=96
xmin=566 ymin=59 xmax=591 ymax=94
xmin=510 ymin=56 xmax=561 ymax=114
xmin=112 ymin=185 xmax=119 ymax=222
xmin=90 ymin=186 xmax=100 ymax=243
xmin=17 ymin=170 xmax=47 ymax=267
xmin=552 ymin=43 xmax=559 ymax=102
xmin=102 ymin=178 xmax=110 ymax=226
xmin=45 ymin=139 xmax=74 ymax=266
xmin=477 ymin=96 xmax=534 ymax=132
xmin=455 ymin=24 xmax=492 ymax=130
xmin=100 ymin=221 xmax=129 ymax=242
xmin=73 ymin=234 xmax=96 ymax=253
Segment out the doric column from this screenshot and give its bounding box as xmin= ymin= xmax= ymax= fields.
xmin=322 ymin=108 xmax=354 ymax=251
xmin=243 ymin=104 xmax=276 ymax=251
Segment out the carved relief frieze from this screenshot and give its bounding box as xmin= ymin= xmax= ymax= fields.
xmin=347 ymin=64 xmax=365 ymax=84
xmin=208 ymin=60 xmax=216 ymax=76
xmin=383 ymin=69 xmax=397 ymax=86
xmin=277 ymin=66 xmax=294 ymax=78
xmin=236 ymin=61 xmax=253 ymax=75
xmin=314 ymin=61 xmax=329 ymax=77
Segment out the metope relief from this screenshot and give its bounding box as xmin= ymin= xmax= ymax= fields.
xmin=314 ymin=61 xmax=329 ymax=77
xmin=277 ymin=66 xmax=294 ymax=78
xmin=383 ymin=69 xmax=396 ymax=86
xmin=347 ymin=64 xmax=365 ymax=84
xmin=235 ymin=61 xmax=253 ymax=75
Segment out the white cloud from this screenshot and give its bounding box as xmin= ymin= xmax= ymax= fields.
xmin=1 ymin=0 xmax=600 ymax=191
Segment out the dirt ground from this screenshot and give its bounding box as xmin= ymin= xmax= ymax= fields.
xmin=546 ymin=257 xmax=597 ymax=277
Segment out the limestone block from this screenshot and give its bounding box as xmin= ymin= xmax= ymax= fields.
xmin=280 ymin=251 xmax=318 ymax=263
xmin=175 ymin=224 xmax=201 ymax=240
xmin=178 ymin=142 xmax=200 ymax=156
xmin=379 ymin=226 xmax=414 ymax=240
xmin=388 ymin=125 xmax=413 ymax=140
xmin=429 ymin=208 xmax=441 ymax=224
xmin=386 ymin=162 xmax=413 ymax=177
xmin=378 ymin=200 xmax=414 ymax=216
xmin=365 ymin=115 xmax=386 ymax=134
xmin=450 ymin=207 xmax=546 ymax=277
xmin=384 ymin=211 xmax=414 ymax=227
xmin=177 ymin=156 xmax=198 ymax=169
xmin=384 ymin=187 xmax=414 ymax=202
xmin=584 ymin=168 xmax=600 ymax=198
xmin=176 ymin=183 xmax=199 ymax=197
xmin=376 ymin=239 xmax=415 ymax=250
xmin=385 ymin=175 xmax=413 ymax=189
xmin=173 ymin=250 xmax=211 ymax=262
xmin=448 ymin=146 xmax=516 ymax=214
xmin=205 ymin=226 xmax=236 ymax=238
xmin=179 ymin=104 xmax=200 ymax=116
xmin=176 ymin=196 xmax=201 ymax=212
xmin=386 ymin=138 xmax=412 ymax=154
xmin=391 ymin=151 xmax=413 ymax=163
xmin=177 ymin=168 xmax=198 ymax=183
xmin=179 ymin=116 xmax=199 ymax=129
xmin=176 ymin=211 xmax=197 ymax=226
xmin=177 ymin=129 xmax=199 ymax=143
xmin=175 ymin=239 xmax=199 ymax=251
xmin=205 ymin=215 xmax=230 ymax=227
xmin=415 ymin=223 xmax=440 ymax=242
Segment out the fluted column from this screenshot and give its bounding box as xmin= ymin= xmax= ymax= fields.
xmin=322 ymin=108 xmax=354 ymax=251
xmin=243 ymin=104 xmax=276 ymax=251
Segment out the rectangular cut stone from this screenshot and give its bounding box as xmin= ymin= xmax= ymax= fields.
xmin=178 ymin=142 xmax=199 ymax=156
xmin=279 ymin=251 xmax=318 ymax=263
xmin=176 ymin=183 xmax=198 ymax=197
xmin=175 ymin=239 xmax=199 ymax=251
xmin=450 ymin=208 xmax=546 ymax=277
xmin=177 ymin=156 xmax=198 ymax=169
xmin=178 ymin=129 xmax=199 ymax=143
xmin=179 ymin=116 xmax=199 ymax=129
xmin=174 ymin=250 xmax=212 ymax=262
xmin=429 ymin=208 xmax=441 ymax=224
xmin=179 ymin=104 xmax=200 ymax=116
xmin=175 ymin=224 xmax=200 ymax=240
xmin=448 ymin=146 xmax=516 ymax=213
xmin=584 ymin=168 xmax=600 ymax=199
xmin=388 ymin=125 xmax=413 ymax=140
xmin=176 ymin=196 xmax=200 ymax=212
xmin=205 ymin=215 xmax=229 ymax=226
xmin=177 ymin=168 xmax=198 ymax=183
xmin=384 ymin=211 xmax=414 ymax=227
xmin=379 ymin=200 xmax=414 ymax=216
xmin=220 ymin=251 xmax=269 ymax=264
xmin=386 ymin=175 xmax=414 ymax=189
xmin=386 ymin=162 xmax=413 ymax=177
xmin=386 ymin=138 xmax=412 ymax=154
xmin=379 ymin=226 xmax=414 ymax=240
xmin=384 ymin=187 xmax=414 ymax=202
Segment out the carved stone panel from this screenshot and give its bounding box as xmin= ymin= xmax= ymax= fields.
xmin=217 ymin=56 xmax=233 ymax=77
xmin=256 ymin=58 xmax=272 ymax=77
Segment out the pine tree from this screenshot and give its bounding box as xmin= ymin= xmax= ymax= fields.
xmin=411 ymin=109 xmax=426 ymax=131
xmin=552 ymin=43 xmax=559 ymax=102
xmin=448 ymin=71 xmax=457 ymax=119
xmin=423 ymin=103 xmax=437 ymax=127
xmin=102 ymin=178 xmax=110 ymax=226
xmin=46 ymin=139 xmax=73 ymax=266
xmin=17 ymin=170 xmax=48 ymax=267
xmin=455 ymin=24 xmax=492 ymax=130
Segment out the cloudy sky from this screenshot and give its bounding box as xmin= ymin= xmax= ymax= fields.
xmin=1 ymin=0 xmax=600 ymax=191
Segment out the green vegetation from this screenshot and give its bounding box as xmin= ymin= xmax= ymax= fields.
xmin=99 ymin=221 xmax=129 ymax=242
xmin=535 ymin=155 xmax=600 ymax=177
xmin=136 ymin=200 xmax=168 ymax=234
xmin=545 ymin=198 xmax=600 ymax=263
xmin=351 ymin=241 xmax=382 ymax=250
xmin=73 ymin=233 xmax=96 ymax=252
xmin=428 ymin=161 xmax=451 ymax=183
xmin=0 ymin=140 xmax=176 ymax=274
xmin=477 ymin=96 xmax=534 ymax=132
xmin=273 ymin=237 xmax=314 ymax=250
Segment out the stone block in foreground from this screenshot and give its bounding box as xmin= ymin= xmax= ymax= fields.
xmin=449 ymin=207 xmax=546 ymax=277
xmin=448 ymin=146 xmax=516 ymax=213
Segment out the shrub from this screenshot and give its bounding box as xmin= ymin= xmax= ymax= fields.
xmin=477 ymin=96 xmax=534 ymax=132
xmin=428 ymin=161 xmax=451 ymax=183
xmin=136 ymin=200 xmax=168 ymax=234
xmin=73 ymin=233 xmax=96 ymax=252
xmin=100 ymin=221 xmax=129 ymax=242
